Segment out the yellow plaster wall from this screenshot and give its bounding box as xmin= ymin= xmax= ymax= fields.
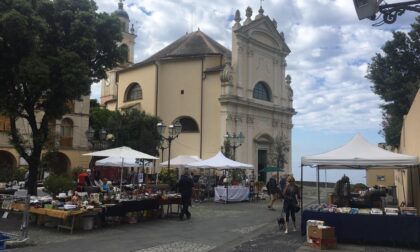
xmin=366 ymin=168 xmax=395 ymax=187
xmin=397 ymin=89 xmax=420 ymax=209
xmin=118 ymin=64 xmax=157 ymax=114
xmin=157 ymin=59 xmax=202 ymax=160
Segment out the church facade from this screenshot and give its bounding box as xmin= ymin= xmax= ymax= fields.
xmin=100 ymin=4 xmax=295 ymax=179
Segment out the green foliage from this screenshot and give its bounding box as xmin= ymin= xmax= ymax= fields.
xmin=158 ymin=168 xmax=178 ymax=190
xmin=43 ymin=175 xmax=75 ymax=196
xmin=366 ymin=17 xmax=420 ymax=147
xmin=91 ymin=109 xmax=161 ymax=156
xmin=0 ymin=164 xmax=27 ymax=182
xmin=0 ymin=0 xmax=124 ymax=194
xmin=351 ymin=183 xmax=368 ymax=192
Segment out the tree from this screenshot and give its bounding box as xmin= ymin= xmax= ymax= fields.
xmin=0 ymin=0 xmax=124 ymax=195
xmin=90 ymin=108 xmax=161 ymax=156
xmin=268 ymin=134 xmax=290 ymax=180
xmin=366 ymin=17 xmax=420 ymax=147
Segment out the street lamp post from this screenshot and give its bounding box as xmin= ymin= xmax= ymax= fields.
xmin=223 ymin=131 xmax=245 ymax=204
xmin=86 ymin=127 xmax=113 ymax=169
xmin=157 ymin=122 xmax=182 ymax=171
xmin=224 ymin=132 xmax=245 ymax=160
xmin=159 ymin=139 xmax=169 ymax=162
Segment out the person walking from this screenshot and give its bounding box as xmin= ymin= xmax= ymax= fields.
xmin=278 ymin=174 xmax=287 ymax=200
xmin=266 ymin=174 xmax=278 ymax=209
xmin=283 ymin=175 xmax=301 ymax=234
xmin=178 ymin=171 xmax=194 ymax=220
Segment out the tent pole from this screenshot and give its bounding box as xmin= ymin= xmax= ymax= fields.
xmin=300 ymin=164 xmax=303 ymax=217
xmin=410 ymin=166 xmax=414 ymax=207
xmin=120 ymin=158 xmax=124 ymax=193
xmin=317 ymin=166 xmax=320 ymax=204
xmin=402 ymin=169 xmax=406 ymax=205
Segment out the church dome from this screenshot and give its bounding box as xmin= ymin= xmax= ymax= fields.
xmin=114 ymin=1 xmax=129 ymax=20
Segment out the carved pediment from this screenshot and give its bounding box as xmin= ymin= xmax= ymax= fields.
xmin=235 ymin=16 xmax=290 ymax=55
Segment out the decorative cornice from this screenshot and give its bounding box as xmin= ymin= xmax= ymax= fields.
xmin=219 ymin=95 xmax=296 ymax=116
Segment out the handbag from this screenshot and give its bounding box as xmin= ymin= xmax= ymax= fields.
xmin=295 ymin=205 xmax=301 ymax=213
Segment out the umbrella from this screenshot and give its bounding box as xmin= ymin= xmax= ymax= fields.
xmin=259 ymin=166 xmax=284 ymax=173
xmin=95 ymin=156 xmax=152 ymax=168
xmin=83 ymin=146 xmax=158 ymax=190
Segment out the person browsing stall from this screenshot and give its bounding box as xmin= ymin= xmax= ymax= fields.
xmin=266 ymin=174 xmax=278 ymax=209
xmin=178 ymin=171 xmax=194 ymax=220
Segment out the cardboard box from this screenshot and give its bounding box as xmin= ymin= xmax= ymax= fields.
xmin=310 ymin=237 xmax=337 ymax=250
xmin=306 ymin=220 xmax=324 ymax=243
xmin=308 ymin=225 xmax=335 ymax=240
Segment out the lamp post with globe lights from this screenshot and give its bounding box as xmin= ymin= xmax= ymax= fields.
xmin=156 ymin=121 xmax=182 ymax=171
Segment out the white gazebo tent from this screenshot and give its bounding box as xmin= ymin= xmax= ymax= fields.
xmin=301 ymin=133 xmax=419 ymax=206
xmin=186 ymin=151 xmax=253 ymax=203
xmin=186 ymin=151 xmax=253 ymax=170
xmin=159 ymin=155 xmax=202 ymax=170
xmin=83 ymin=146 xmax=158 ymax=190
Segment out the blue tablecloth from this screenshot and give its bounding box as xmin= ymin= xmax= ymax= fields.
xmin=301 ymin=210 xmax=420 ymax=245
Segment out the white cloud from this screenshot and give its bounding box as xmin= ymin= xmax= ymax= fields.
xmin=93 ymin=0 xmax=415 ymax=135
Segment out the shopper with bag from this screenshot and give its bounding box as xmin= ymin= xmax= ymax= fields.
xmin=282 ymin=175 xmax=300 ymax=234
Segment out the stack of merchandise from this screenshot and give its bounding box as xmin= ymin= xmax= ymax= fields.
xmin=400 ymin=207 xmax=417 ymax=216
xmin=384 ymin=207 xmax=399 ymax=216
xmin=370 ymin=208 xmax=383 ymax=215
xmin=358 ymin=208 xmax=371 ymax=215
xmin=307 ymin=224 xmax=337 ymax=250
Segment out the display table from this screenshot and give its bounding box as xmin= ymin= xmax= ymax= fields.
xmin=103 ymin=198 xmax=160 ymax=217
xmin=214 ymin=186 xmax=249 ymax=202
xmin=12 ymin=203 xmax=90 ymax=234
xmin=159 ymin=196 xmax=181 ymax=218
xmin=301 ymin=210 xmax=420 ymax=245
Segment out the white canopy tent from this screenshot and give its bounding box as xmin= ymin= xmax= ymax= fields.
xmin=83 ymin=146 xmax=158 ymax=190
xmin=95 ymin=156 xmax=152 ymax=168
xmin=300 ymin=133 xmax=419 ymax=205
xmin=159 ymin=155 xmax=202 ymax=168
xmin=185 ymin=151 xmax=253 ymax=170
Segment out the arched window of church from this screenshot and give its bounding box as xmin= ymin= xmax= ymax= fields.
xmin=253 ymin=82 xmax=271 ymax=101
xmin=125 ymin=82 xmax=142 ymax=101
xmin=60 ymin=118 xmax=73 ymax=138
xmin=120 ymin=44 xmax=129 ymax=63
xmin=174 ymin=117 xmax=199 ymax=133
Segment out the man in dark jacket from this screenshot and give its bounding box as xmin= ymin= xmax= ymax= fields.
xmin=266 ymin=174 xmax=278 ymax=209
xmin=178 ymin=171 xmax=194 ymax=220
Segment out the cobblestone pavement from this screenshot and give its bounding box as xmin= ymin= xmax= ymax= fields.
xmin=4 ymin=187 xmax=418 ymax=252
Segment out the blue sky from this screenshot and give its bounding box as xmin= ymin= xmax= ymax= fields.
xmin=94 ymin=0 xmax=418 ymax=184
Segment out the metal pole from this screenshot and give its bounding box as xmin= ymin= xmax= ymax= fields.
xmin=317 ymin=166 xmax=320 ymax=204
xmin=120 ymin=158 xmax=124 ymax=193
xmin=167 ymin=138 xmax=172 ymax=172
xmin=410 ymin=166 xmax=414 ymax=206
xmin=300 ymin=164 xmax=303 ymax=217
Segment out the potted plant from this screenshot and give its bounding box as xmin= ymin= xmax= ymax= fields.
xmin=43 ymin=175 xmax=75 ymax=198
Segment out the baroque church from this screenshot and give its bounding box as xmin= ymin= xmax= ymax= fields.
xmin=101 ymin=2 xmax=295 ymax=179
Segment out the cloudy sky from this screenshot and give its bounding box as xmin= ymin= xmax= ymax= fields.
xmin=93 ymin=0 xmax=418 ymax=183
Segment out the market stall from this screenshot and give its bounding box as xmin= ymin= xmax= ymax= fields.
xmin=301 ymin=209 xmax=420 ymax=245
xmin=84 ymin=146 xmax=158 ymax=190
xmin=214 ymin=186 xmax=249 ymax=202
xmin=300 ymin=133 xmax=419 ymax=245
xmin=186 ymin=151 xmax=253 ymax=203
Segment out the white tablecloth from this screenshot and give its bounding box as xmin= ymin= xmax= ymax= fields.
xmin=214 ymin=186 xmax=250 ymax=202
